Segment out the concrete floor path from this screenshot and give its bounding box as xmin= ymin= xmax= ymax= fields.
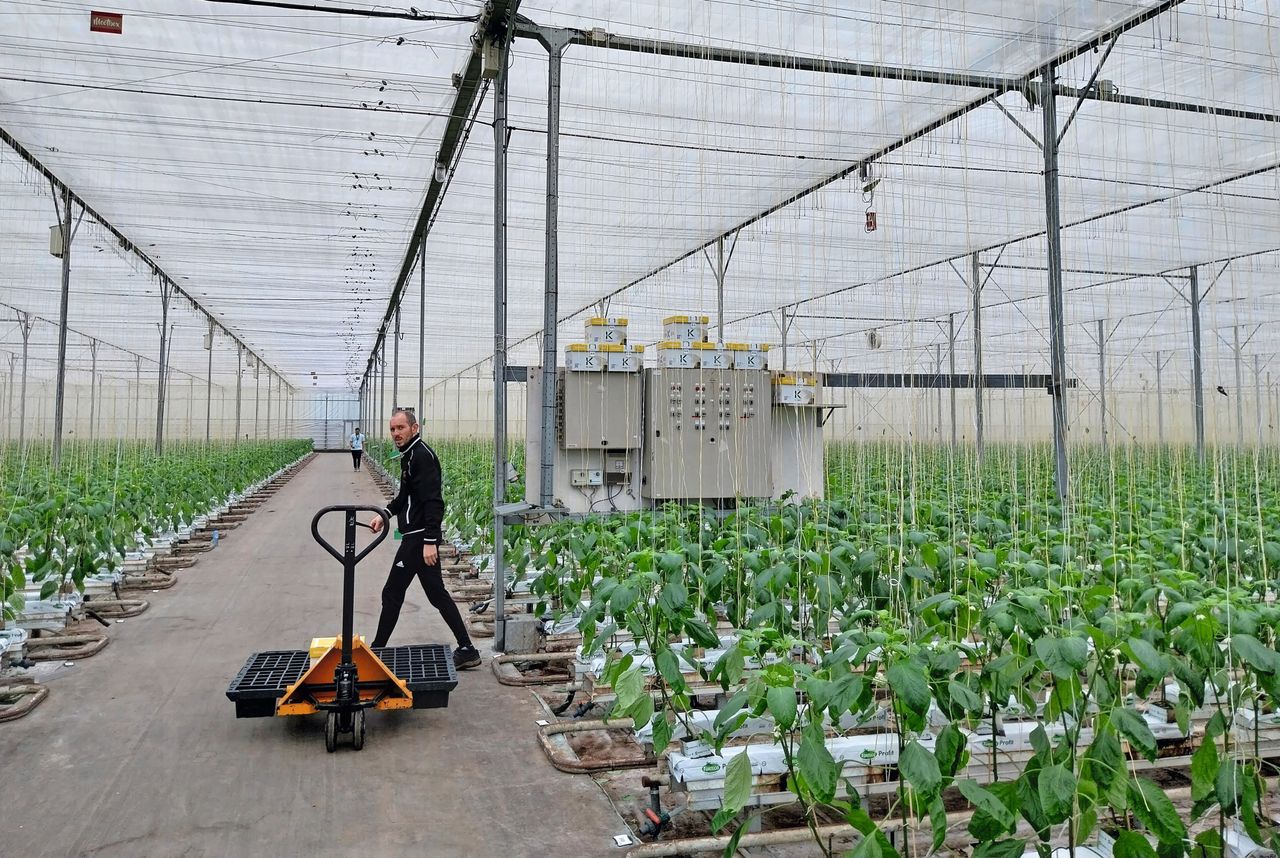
xmin=1 ymin=452 xmax=631 ymax=858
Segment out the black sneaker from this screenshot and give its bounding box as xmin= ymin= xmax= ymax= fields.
xmin=453 ymin=646 xmax=481 ymax=670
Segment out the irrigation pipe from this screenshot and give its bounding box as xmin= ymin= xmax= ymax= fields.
xmin=624 ymin=821 xmax=880 ymax=857
xmin=491 ymin=651 xmax=578 ymax=686
xmin=0 ymin=684 xmax=49 ymax=723
xmin=84 ymin=598 xmax=149 ymax=618
xmin=27 ymin=633 xmax=109 ymax=661
xmin=538 ymin=717 xmax=655 ymax=774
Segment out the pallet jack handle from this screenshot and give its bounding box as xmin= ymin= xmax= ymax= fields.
xmin=310 ymin=505 xmax=390 ymax=669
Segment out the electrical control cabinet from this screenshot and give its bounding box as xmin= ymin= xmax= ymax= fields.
xmin=525 ymin=368 xmax=644 ymax=514
xmin=523 ymin=355 xmax=826 ymax=512
xmin=643 ymin=368 xmax=772 ymax=500
xmin=560 ymin=370 xmax=643 ymax=450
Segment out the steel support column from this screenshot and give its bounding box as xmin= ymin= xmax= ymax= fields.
xmin=235 ymin=345 xmax=243 ymax=439
xmin=971 ymin=252 xmax=984 ymax=463
xmin=1233 ymin=325 xmax=1244 ymax=449
xmin=780 ymin=308 xmax=789 ymax=371
xmin=1021 ymin=363 xmax=1029 ymax=437
xmin=155 ymin=280 xmax=173 ymax=455
xmin=205 ymin=319 xmax=214 ymax=442
xmin=1189 ymin=267 xmax=1205 ymax=461
xmin=948 ymin=312 xmax=957 ymax=448
xmin=52 ymin=187 xmax=73 ymax=467
xmin=1254 ymin=354 xmax=1263 ymax=447
xmin=5 ymin=354 xmax=13 ymax=442
xmin=934 ymin=344 xmax=943 ymax=441
xmin=1264 ymin=373 xmax=1274 ymax=443
xmin=17 ymin=312 xmax=32 ymax=447
xmin=253 ymin=360 xmax=261 ymax=440
xmin=134 ymin=356 xmax=142 ymax=440
xmin=716 ymin=236 xmax=726 ymax=342
xmin=419 ymin=240 xmax=426 ymax=418
xmin=538 ymin=31 xmax=571 ymax=509
xmin=492 ymin=21 xmax=512 ymax=651
xmin=88 ymin=338 xmax=99 ymax=443
xmin=1097 ymin=320 xmax=1109 ymax=454
xmin=266 ymin=372 xmax=273 ymax=440
xmin=1041 ymin=74 xmax=1070 ymax=500
xmin=392 ymin=303 xmax=401 ymax=413
xmin=1155 ymin=351 xmax=1166 ymax=446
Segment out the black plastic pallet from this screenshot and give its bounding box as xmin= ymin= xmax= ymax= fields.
xmin=227 ymin=650 xmax=310 ymax=700
xmin=374 ymin=644 xmax=456 ymax=687
xmin=374 ymin=644 xmax=458 ymax=710
xmin=227 ymin=644 xmax=457 ymax=718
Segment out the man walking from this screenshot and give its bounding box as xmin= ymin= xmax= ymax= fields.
xmin=368 ymin=408 xmax=480 ymax=670
xmin=349 ymin=426 xmax=365 ymax=470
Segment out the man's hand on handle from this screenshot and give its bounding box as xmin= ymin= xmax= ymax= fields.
xmin=369 ymin=516 xmax=383 ymax=533
xmin=423 ymin=543 xmax=438 ymax=566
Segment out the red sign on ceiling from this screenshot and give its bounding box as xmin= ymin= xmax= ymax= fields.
xmin=90 ymin=11 xmax=123 ymax=34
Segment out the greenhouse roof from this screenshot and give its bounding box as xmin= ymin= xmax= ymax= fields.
xmin=1 ymin=0 xmax=1277 ymax=393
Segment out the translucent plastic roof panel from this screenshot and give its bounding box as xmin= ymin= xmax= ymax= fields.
xmin=4 ymin=0 xmax=1278 ymax=397
xmin=0 ymin=1 xmax=475 ymax=387
xmin=522 ymin=1 xmax=1149 ymax=77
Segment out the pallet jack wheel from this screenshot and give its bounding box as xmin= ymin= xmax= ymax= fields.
xmin=325 ymin=711 xmax=338 ymax=753
xmin=352 ymin=709 xmax=365 ymax=751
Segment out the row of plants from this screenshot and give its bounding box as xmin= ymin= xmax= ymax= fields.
xmin=491 ymin=442 xmax=1280 ymax=857
xmin=1 ymin=439 xmax=311 ymax=623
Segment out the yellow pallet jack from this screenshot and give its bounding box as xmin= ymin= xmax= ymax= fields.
xmin=227 ymin=505 xmax=457 ymax=752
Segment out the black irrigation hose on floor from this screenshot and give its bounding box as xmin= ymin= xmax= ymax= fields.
xmin=0 ymin=684 xmax=49 ymax=723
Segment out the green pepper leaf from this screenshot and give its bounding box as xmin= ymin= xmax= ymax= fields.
xmin=1111 ymin=830 xmax=1158 ymax=858
xmin=1112 ymin=707 xmax=1158 ymax=762
xmin=1190 ymin=732 xmax=1219 ymax=805
xmin=899 ymin=740 xmax=941 ymax=796
xmin=658 ymin=579 xmax=688 ymax=615
xmin=958 ymin=779 xmax=1016 ymax=836
xmin=972 ymin=839 xmax=1026 ymax=858
xmin=887 ymin=661 xmax=931 ymax=718
xmin=1230 ymin=635 xmax=1278 ymax=674
xmin=685 ymin=617 xmax=721 ymax=648
xmin=1128 ymin=777 xmax=1187 ymax=845
xmin=1038 ymin=763 xmax=1076 ymax=824
xmin=1034 ymin=635 xmax=1087 ymax=679
xmin=797 ymin=724 xmax=839 ymax=803
xmin=766 ymin=685 xmax=797 ymax=730
xmin=721 ymin=750 xmax=753 ymax=817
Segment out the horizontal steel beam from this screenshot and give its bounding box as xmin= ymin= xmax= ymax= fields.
xmin=514 ymin=19 xmax=1021 ymax=92
xmin=826 ymin=372 xmax=1077 ymax=390
xmin=504 ymin=366 xmax=1074 ymax=391
xmin=514 ymin=6 xmax=1273 ymax=130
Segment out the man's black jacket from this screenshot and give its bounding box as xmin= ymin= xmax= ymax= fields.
xmin=383 ymin=434 xmax=445 ymax=545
